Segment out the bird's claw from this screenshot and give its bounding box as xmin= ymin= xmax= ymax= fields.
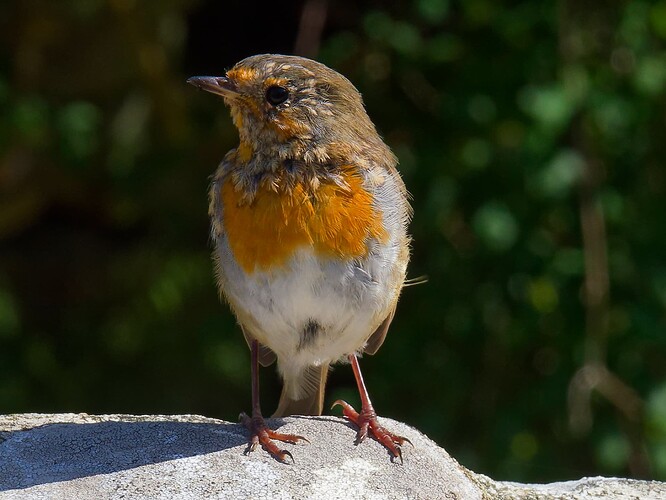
xmin=239 ymin=412 xmax=307 ymax=464
xmin=332 ymin=399 xmax=409 ymax=463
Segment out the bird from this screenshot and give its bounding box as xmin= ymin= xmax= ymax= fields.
xmin=188 ymin=54 xmax=412 ymax=463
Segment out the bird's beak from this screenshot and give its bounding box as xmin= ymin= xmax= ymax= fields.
xmin=187 ymin=76 xmax=239 ymax=98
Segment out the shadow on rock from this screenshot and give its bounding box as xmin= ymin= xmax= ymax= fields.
xmin=0 ymin=420 xmax=248 ymax=490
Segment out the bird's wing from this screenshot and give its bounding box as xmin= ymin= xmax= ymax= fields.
xmin=363 ymin=307 xmax=395 ymax=355
xmin=240 ymin=325 xmax=277 ymax=366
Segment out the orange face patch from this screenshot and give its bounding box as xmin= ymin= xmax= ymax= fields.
xmin=236 ymin=142 xmax=253 ymax=162
xmin=226 ymin=66 xmax=258 ymax=84
xmin=221 ymin=166 xmax=387 ymax=273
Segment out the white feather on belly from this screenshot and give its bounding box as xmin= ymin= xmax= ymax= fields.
xmin=217 ymin=240 xmax=400 ymax=390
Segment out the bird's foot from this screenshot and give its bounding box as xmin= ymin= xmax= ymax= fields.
xmin=239 ymin=412 xmax=309 ymax=464
xmin=332 ymin=400 xmax=412 ymax=463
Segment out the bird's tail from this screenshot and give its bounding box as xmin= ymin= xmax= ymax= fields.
xmin=272 ymin=363 xmax=330 ymax=417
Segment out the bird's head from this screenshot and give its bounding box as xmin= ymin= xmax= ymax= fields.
xmin=188 ymin=54 xmax=391 ymax=164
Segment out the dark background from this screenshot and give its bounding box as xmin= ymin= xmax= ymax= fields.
xmin=1 ymin=0 xmax=666 ymax=482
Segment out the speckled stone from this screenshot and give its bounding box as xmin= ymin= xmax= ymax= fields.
xmin=0 ymin=413 xmax=480 ymax=500
xmin=1 ymin=414 xmax=664 ymax=499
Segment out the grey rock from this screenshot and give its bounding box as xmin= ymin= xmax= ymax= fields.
xmin=0 ymin=414 xmax=663 ymax=499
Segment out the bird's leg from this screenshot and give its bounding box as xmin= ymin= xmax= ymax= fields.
xmin=240 ymin=339 xmax=308 ymax=463
xmin=332 ymin=353 xmax=412 ymax=463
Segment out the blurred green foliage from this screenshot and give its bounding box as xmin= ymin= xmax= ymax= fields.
xmin=1 ymin=0 xmax=665 ymax=483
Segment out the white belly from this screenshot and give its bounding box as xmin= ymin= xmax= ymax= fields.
xmin=215 ymin=238 xmax=402 ymax=381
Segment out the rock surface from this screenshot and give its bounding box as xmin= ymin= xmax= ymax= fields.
xmin=0 ymin=413 xmax=664 ymax=499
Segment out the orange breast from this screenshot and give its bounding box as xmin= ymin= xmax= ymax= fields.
xmin=221 ymin=166 xmax=387 ymax=273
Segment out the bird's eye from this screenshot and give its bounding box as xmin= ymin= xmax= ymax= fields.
xmin=265 ymin=85 xmax=289 ymax=106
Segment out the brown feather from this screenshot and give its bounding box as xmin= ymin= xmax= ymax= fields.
xmin=364 ymin=308 xmax=395 ymax=356
xmin=272 ymin=363 xmax=330 ymax=417
xmin=241 ymin=326 xmax=276 ymax=367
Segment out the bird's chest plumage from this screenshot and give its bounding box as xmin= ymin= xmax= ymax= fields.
xmin=211 ymin=166 xmax=405 ymax=370
xmin=219 ymin=166 xmax=387 ymax=273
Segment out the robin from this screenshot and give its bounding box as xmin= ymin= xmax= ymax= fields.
xmin=188 ymin=54 xmax=412 ymax=463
